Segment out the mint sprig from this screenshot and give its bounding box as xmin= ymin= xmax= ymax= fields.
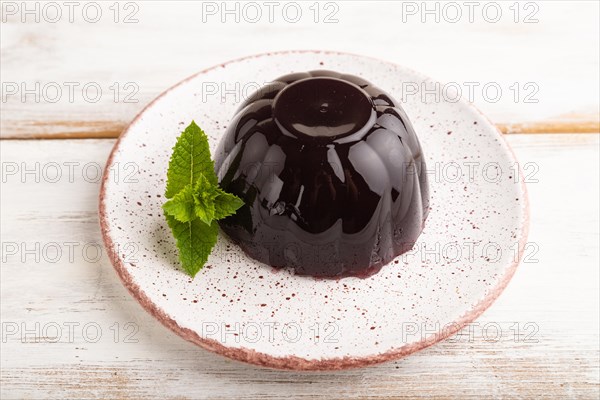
xmin=162 ymin=121 xmax=243 ymax=277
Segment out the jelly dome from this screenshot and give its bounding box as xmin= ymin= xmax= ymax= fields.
xmin=214 ymin=70 xmax=429 ymax=278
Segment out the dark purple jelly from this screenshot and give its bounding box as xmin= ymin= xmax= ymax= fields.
xmin=214 ymin=70 xmax=429 ymax=278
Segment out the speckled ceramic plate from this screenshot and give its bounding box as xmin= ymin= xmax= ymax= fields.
xmin=100 ymin=51 xmax=529 ymax=370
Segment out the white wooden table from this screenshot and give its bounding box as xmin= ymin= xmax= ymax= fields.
xmin=1 ymin=2 xmax=599 ymax=399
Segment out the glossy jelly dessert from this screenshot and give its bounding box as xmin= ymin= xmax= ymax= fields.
xmin=214 ymin=70 xmax=429 ymax=278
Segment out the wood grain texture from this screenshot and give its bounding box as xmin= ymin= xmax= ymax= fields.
xmin=3 ymin=117 xmax=600 ymax=140
xmin=1 ymin=134 xmax=598 ymax=399
xmin=1 ymin=1 xmax=599 ymax=139
xmin=1 ymin=1 xmax=599 ymax=397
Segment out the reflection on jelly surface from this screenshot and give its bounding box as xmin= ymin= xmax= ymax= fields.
xmin=215 ymin=70 xmax=429 ymax=278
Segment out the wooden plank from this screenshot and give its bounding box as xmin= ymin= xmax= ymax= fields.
xmin=1 ymin=134 xmax=598 ymax=399
xmin=1 ymin=1 xmax=599 ymax=139
xmin=2 ymin=117 xmax=599 ymax=140
xmin=497 ymin=118 xmax=600 ymax=134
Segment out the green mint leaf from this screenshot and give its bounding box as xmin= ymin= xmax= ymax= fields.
xmin=162 ymin=184 xmax=196 ymax=222
xmin=165 ymin=121 xmax=217 ymax=199
xmin=163 ymin=121 xmax=247 ymax=278
xmin=193 ymin=173 xmax=217 ymax=225
xmin=214 ymin=188 xmax=245 ymax=219
xmin=165 ymin=214 xmax=218 ymax=277
xmin=194 ymin=193 xmax=216 ymax=225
